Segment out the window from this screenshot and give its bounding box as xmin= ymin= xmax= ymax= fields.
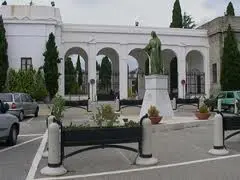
xmin=217 ymin=93 xmax=226 ymax=99
xmin=21 ymin=57 xmax=32 ymax=70
xmin=14 ymin=94 xmax=21 ymax=102
xmin=227 ymin=92 xmax=234 ymax=98
xmin=212 ymin=63 xmax=217 ymax=83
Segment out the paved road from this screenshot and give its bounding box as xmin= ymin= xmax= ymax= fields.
xmin=0 ymin=115 xmax=47 ymax=180
xmin=34 ymin=122 xmax=240 ymax=180
xmin=1 ymin=105 xmax=240 ymax=180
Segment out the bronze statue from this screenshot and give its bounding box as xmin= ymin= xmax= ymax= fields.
xmin=143 ymin=31 xmax=163 ymax=74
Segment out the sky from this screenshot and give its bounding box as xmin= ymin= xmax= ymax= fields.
xmin=6 ymin=0 xmax=240 ymax=27
xmin=5 ymin=0 xmax=240 ymax=70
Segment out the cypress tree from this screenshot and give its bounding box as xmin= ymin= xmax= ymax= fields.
xmin=43 ymin=32 xmax=60 ymax=99
xmin=99 ymin=56 xmax=112 ymax=90
xmin=220 ymin=24 xmax=240 ymax=90
xmin=2 ymin=1 xmax=7 ymax=5
xmin=226 ymin=2 xmax=235 ymax=16
xmin=170 ymin=0 xmax=183 ymax=28
xmin=76 ymin=55 xmax=82 ymax=87
xmin=65 ymin=57 xmax=76 ymax=94
xmin=0 ymin=15 xmax=8 ymax=92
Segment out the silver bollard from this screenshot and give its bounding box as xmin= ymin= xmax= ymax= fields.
xmin=41 ymin=120 xmax=67 ymax=176
xmin=199 ymin=96 xmax=205 ymax=108
xmin=136 ymin=114 xmax=158 ymax=166
xmin=172 ymin=98 xmax=177 ymax=110
xmin=208 ymin=113 xmax=229 ymax=155
xmin=217 ymin=99 xmax=222 ymax=112
xmin=115 ymin=98 xmax=120 ymax=112
xmin=88 ymin=98 xmax=92 ymax=112
xmin=234 ymin=99 xmax=238 ymax=114
xmin=43 ymin=115 xmax=55 ymax=158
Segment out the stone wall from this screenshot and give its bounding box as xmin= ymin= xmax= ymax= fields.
xmin=198 ymin=16 xmax=240 ymax=94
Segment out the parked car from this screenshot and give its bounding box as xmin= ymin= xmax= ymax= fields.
xmin=205 ymin=91 xmax=240 ymax=113
xmin=0 ymin=93 xmax=39 ymax=121
xmin=0 ymin=100 xmax=19 ymax=146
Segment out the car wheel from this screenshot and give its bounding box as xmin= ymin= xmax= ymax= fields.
xmin=34 ymin=107 xmax=39 ymax=117
xmin=19 ymin=111 xmax=24 ymax=121
xmin=7 ymin=125 xmax=18 ymax=146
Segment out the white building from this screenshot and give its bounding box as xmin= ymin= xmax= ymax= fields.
xmin=0 ymin=5 xmax=210 ymax=100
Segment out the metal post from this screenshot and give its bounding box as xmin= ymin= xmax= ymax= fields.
xmin=217 ymin=99 xmax=222 ymax=112
xmin=234 ymin=99 xmax=238 ymax=115
xmin=199 ymin=96 xmax=205 ymax=108
xmin=208 ymin=113 xmax=229 ymax=155
xmin=172 ymin=97 xmax=177 ymax=110
xmin=87 ymin=98 xmax=91 ymax=112
xmin=43 ymin=115 xmax=55 ymax=158
xmin=41 ymin=119 xmax=67 ymax=176
xmin=136 ymin=114 xmax=158 ymax=166
xmin=115 ymin=98 xmax=120 ymax=112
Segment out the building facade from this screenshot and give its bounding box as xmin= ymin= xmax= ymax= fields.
xmin=198 ymin=16 xmax=240 ymax=95
xmin=0 ymin=5 xmax=210 ymax=100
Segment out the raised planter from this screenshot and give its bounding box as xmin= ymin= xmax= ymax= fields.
xmin=149 ymin=116 xmax=163 ymax=124
xmin=195 ymin=112 xmax=211 ymax=120
xmin=63 ymin=126 xmax=142 ymax=147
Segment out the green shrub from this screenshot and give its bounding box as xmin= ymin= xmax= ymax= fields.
xmin=91 ymin=104 xmax=119 ymax=127
xmin=50 ymin=94 xmax=66 ymax=120
xmin=199 ymin=104 xmax=209 ymax=113
xmin=6 ymin=68 xmax=48 ymax=101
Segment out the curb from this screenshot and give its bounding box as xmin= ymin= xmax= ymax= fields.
xmin=152 ymin=119 xmax=213 ymax=133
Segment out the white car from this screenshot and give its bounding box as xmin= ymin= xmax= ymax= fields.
xmin=0 ymin=101 xmax=19 ymax=146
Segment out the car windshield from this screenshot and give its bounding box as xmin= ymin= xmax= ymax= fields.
xmin=0 ymin=93 xmax=13 ymax=102
xmin=237 ymin=92 xmax=240 ymax=99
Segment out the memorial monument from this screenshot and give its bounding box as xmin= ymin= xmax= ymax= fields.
xmin=139 ymin=31 xmax=174 ymax=120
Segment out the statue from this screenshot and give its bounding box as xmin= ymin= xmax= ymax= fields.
xmin=143 ymin=31 xmax=163 ymax=74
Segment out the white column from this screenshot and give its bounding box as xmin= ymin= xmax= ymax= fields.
xmin=119 ymin=58 xmax=128 ymax=99
xmin=177 ymin=47 xmax=186 ymax=99
xmin=203 ymin=47 xmax=210 ymax=98
xmin=88 ymin=43 xmax=97 ymax=101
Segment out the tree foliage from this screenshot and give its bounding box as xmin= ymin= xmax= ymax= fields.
xmin=43 ymin=32 xmax=60 ymax=99
xmin=182 ymin=12 xmax=196 ymax=29
xmin=226 ymin=2 xmax=235 ymax=16
xmin=65 ymin=57 xmax=76 ymax=94
xmin=2 ymin=1 xmax=7 ymax=5
xmin=99 ymin=56 xmax=112 ymax=90
xmin=76 ymin=55 xmax=83 ymax=87
xmin=6 ymin=68 xmax=48 ymax=101
xmin=170 ymin=0 xmax=183 ymax=28
xmin=96 ymin=61 xmax=101 ymax=71
xmin=0 ymin=15 xmax=8 ymax=92
xmin=220 ymin=24 xmax=240 ymax=90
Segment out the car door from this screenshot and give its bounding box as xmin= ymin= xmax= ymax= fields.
xmin=21 ymin=94 xmax=31 ymax=115
xmin=0 ymin=108 xmax=8 ymax=138
xmin=225 ymin=92 xmax=235 ymax=106
xmin=25 ymin=94 xmax=36 ymax=114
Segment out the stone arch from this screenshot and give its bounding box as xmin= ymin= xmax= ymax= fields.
xmin=186 ymin=50 xmax=205 ymax=96
xmin=128 ymin=48 xmax=148 ymax=99
xmin=162 ymin=49 xmax=178 ymax=98
xmin=64 ymin=47 xmax=89 ymax=96
xmin=96 ymin=47 xmax=119 ymax=100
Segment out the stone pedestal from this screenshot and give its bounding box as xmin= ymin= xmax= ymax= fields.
xmin=140 ymin=75 xmax=174 ymax=120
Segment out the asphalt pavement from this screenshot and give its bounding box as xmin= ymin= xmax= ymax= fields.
xmin=1 ymin=105 xmax=240 ymax=180
xmin=0 ymin=115 xmax=47 ymax=180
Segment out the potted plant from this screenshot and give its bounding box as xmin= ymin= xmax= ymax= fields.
xmin=148 ymin=105 xmax=162 ymax=124
xmin=195 ymin=104 xmax=211 ymax=120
